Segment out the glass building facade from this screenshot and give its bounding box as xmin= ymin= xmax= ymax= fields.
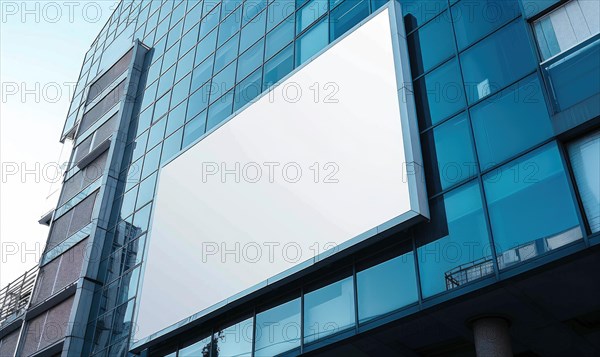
xmin=0 ymin=0 xmax=599 ymax=356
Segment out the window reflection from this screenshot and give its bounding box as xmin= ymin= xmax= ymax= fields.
xmin=416 ymin=181 xmax=492 ymax=297
xmin=304 ymin=276 xmax=355 ymax=344
xmin=484 ymin=142 xmax=582 ymax=269
xmin=254 ymin=298 xmax=301 ymax=356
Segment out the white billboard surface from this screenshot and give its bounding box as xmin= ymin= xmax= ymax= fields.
xmin=135 ymin=8 xmax=427 ymax=341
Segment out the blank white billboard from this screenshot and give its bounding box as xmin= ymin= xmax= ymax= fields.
xmin=135 ymin=7 xmax=427 ymax=342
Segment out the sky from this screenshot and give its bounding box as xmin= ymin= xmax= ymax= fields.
xmin=0 ymin=0 xmax=119 ymax=287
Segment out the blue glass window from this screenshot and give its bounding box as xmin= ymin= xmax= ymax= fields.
xmin=422 ymin=112 xmax=477 ymax=193
xmin=266 ymin=16 xmax=295 ymax=60
xmin=296 ymin=18 xmax=328 ymax=65
xmin=199 ymin=4 xmax=221 ymax=39
xmin=237 ymin=38 xmax=265 ymax=82
xmin=141 ymin=145 xmax=161 ymax=179
xmin=161 ymin=46 xmax=179 ymax=75
xmin=214 ymin=32 xmax=240 ymax=73
xmin=414 ymin=59 xmax=466 ymax=128
xmin=195 ymin=28 xmax=218 ymax=65
xmin=170 ymin=73 xmax=192 ymax=107
xmin=167 ymin=20 xmax=184 ymax=49
xmin=213 ymin=317 xmax=254 ymax=357
xmin=166 ymin=101 xmax=186 ymax=135
xmin=178 ymin=336 xmax=212 ymax=357
xmin=218 ymin=5 xmax=242 ymax=46
xmin=402 ymin=0 xmax=448 ymax=32
xmin=240 ymin=9 xmax=267 ymax=52
xmin=180 ymin=28 xmax=199 ymax=56
xmin=407 ymin=11 xmax=454 ymax=77
xmin=147 ymin=118 xmax=167 ymax=150
xmin=254 ymin=298 xmax=301 ymax=356
xmin=207 ymin=90 xmax=234 ymax=131
xmin=175 ymin=48 xmax=195 ymax=82
xmin=471 ymin=75 xmax=553 ymax=169
xmin=268 ymin=0 xmax=295 ymax=31
xmin=357 ymin=247 xmax=418 ymax=323
xmin=157 ymin=65 xmax=176 ymax=97
xmin=161 ymin=129 xmax=183 ymax=164
xmin=330 ymin=0 xmax=369 ymax=41
xmin=136 ymin=172 xmax=157 ymax=208
xmin=297 ymin=0 xmax=328 ymax=34
xmin=187 ymin=83 xmax=211 ymax=121
xmin=460 ymin=21 xmax=536 ymax=103
xmin=191 ymin=55 xmax=215 ymax=92
xmin=152 ymin=92 xmax=171 ymax=122
xmin=451 ymin=0 xmax=520 ymax=51
xmin=304 ymin=276 xmax=355 ymax=344
xmin=243 ymin=0 xmax=268 ymax=24
xmin=211 ymin=61 xmax=237 ymax=101
xmin=119 ymin=187 xmax=137 ymax=220
xmin=183 ymin=110 xmax=207 ymax=147
xmin=484 ymin=143 xmax=582 ymax=269
xmin=416 ymin=181 xmax=492 ymax=297
xmin=235 ymin=67 xmax=263 ymax=111
xmin=264 ymin=43 xmax=294 ymax=87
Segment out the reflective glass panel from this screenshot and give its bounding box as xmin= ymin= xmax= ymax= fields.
xmin=471 ymin=75 xmax=553 ymax=169
xmin=254 ymin=298 xmax=301 ymax=356
xmin=416 ymin=181 xmax=492 ymax=297
xmin=484 ymin=142 xmax=582 ymax=269
xmin=304 ymin=276 xmax=355 ymax=344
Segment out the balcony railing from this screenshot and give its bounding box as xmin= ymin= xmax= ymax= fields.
xmin=542 ymin=33 xmax=600 ymax=112
xmin=0 ymin=265 xmax=38 ymax=327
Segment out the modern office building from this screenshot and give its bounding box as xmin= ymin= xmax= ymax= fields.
xmin=1 ymin=0 xmax=599 ymax=356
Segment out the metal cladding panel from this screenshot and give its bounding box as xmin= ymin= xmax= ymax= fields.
xmin=136 ymin=8 xmax=427 ymax=342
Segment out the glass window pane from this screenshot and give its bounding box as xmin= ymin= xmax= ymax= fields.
xmin=207 ymin=90 xmax=234 ymax=131
xmin=414 ymin=59 xmax=466 ymax=128
xmin=237 ymin=38 xmax=265 ymax=82
xmin=568 ymin=130 xmax=600 ymax=233
xmin=484 ymin=143 xmax=582 ymax=269
xmin=183 ymin=110 xmax=207 ymax=147
xmin=451 ymin=0 xmax=520 ymax=50
xmin=254 ymin=298 xmax=301 ymax=356
xmin=297 ymin=0 xmax=328 ymax=33
xmin=147 ymin=118 xmax=166 ymax=150
xmin=471 ymin=75 xmax=553 ymax=169
xmin=460 ymin=21 xmax=536 ymax=103
xmin=422 ymin=112 xmax=477 ymax=193
xmin=211 ymin=60 xmax=237 ymax=101
xmin=214 ymin=32 xmax=240 ymax=73
xmin=406 ymin=11 xmax=454 ymax=77
xmin=357 ymin=250 xmax=418 ymax=323
xmin=240 ymin=10 xmax=267 ymax=52
xmin=304 ymin=276 xmax=355 ymax=344
xmin=235 ymin=67 xmax=263 ymax=111
xmin=166 ymin=101 xmax=186 ymax=135
xmin=141 ymin=145 xmax=161 ymax=179
xmin=171 ymin=73 xmax=192 ymax=107
xmin=161 ymin=128 xmax=183 ymax=164
xmin=192 ymin=55 xmax=215 ymax=92
xmin=266 ymin=16 xmax=294 ymax=60
xmin=187 ymin=83 xmax=211 ymax=120
xmin=218 ymin=5 xmax=242 ymax=46
xmin=402 ymin=0 xmax=448 ymax=32
xmin=416 ymin=181 xmax=492 ymax=297
xmin=136 ymin=172 xmax=157 ymax=208
xmin=195 ymin=28 xmax=218 ymax=65
xmin=296 ymin=18 xmax=328 ymax=65
xmin=213 ymin=317 xmax=254 ymax=357
xmin=243 ymin=0 xmax=268 ymax=24
xmin=330 ymin=0 xmax=369 ymax=41
xmin=264 ymin=44 xmax=294 ymax=87
xmin=179 ymin=336 xmax=212 ymax=357
xmin=199 ymin=4 xmax=222 ymax=39
xmin=268 ymin=0 xmax=295 ymax=31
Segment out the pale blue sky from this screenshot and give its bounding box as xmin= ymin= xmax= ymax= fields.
xmin=0 ymin=0 xmax=119 ymax=285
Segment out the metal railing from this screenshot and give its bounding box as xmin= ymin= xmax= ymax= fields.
xmin=0 ymin=266 xmax=38 ymax=327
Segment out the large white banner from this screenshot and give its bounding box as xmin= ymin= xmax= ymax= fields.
xmin=135 ymin=8 xmax=427 ymax=342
